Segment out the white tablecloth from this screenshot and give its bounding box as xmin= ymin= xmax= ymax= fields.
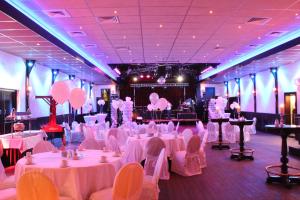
xmin=96 ymin=114 xmax=107 ymax=124
xmin=0 ymin=130 xmax=45 ymax=153
xmin=127 ymin=133 xmax=185 ymax=158
xmin=15 ymin=150 xmax=122 ymax=200
xmin=84 ymin=116 xmax=97 ymax=125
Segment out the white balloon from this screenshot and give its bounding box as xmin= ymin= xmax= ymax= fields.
xmin=147 ymin=104 xmax=153 ymax=111
xmin=125 ymin=97 xmax=131 ymax=101
xmin=149 ymin=93 xmax=159 ymax=104
xmin=50 ymin=81 xmax=71 ymax=104
xmin=157 ymin=98 xmax=168 ymax=111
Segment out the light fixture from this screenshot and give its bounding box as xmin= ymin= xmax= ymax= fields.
xmin=224 ymin=81 xmax=228 ymax=85
xmin=177 ymin=75 xmax=183 ymax=82
xmin=201 ymin=66 xmax=213 ymax=74
xmin=159 ymin=24 xmax=163 ymax=28
xmin=114 ymin=67 xmax=121 ymax=75
xmin=192 ymin=35 xmax=196 ymax=39
xmin=238 ymin=25 xmax=242 ymax=29
xmin=270 ymin=67 xmax=277 ymax=74
xmin=156 ymin=43 xmax=160 ymax=47
xmin=133 ymin=77 xmax=138 ymax=82
xmin=114 ymin=10 xmax=118 ymax=14
xmin=52 ymin=69 xmax=59 ymax=75
xmin=70 ymin=75 xmax=75 ymax=80
xmin=250 ymin=73 xmax=256 ymax=80
xmin=157 ymin=76 xmax=166 ymax=84
xmin=146 ymin=74 xmax=150 ymax=79
xmin=140 ymin=75 xmax=144 ymax=78
xmin=235 ymin=78 xmax=240 ymax=83
xmin=26 ymin=60 xmax=36 ymax=68
xmin=209 ymin=10 xmax=213 ymax=14
xmin=36 ymin=43 xmax=40 ymax=46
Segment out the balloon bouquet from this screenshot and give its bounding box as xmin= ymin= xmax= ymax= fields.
xmin=97 ymin=99 xmax=105 ymax=113
xmin=110 ymin=97 xmax=133 ymax=127
xmin=147 ymin=93 xmax=169 ymax=119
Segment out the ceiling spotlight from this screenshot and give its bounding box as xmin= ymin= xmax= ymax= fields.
xmin=114 ymin=10 xmax=118 ymax=14
xmin=123 ymin=35 xmax=127 ymax=39
xmin=156 ymin=43 xmax=160 ymax=47
xmin=177 ymin=75 xmax=183 ymax=82
xmin=238 ymin=25 xmax=242 ymax=29
xmin=52 ymin=69 xmax=59 ymax=75
xmin=36 ymin=43 xmax=40 ymax=46
xmin=26 ymin=60 xmax=36 ymax=68
xmin=133 ymin=77 xmax=138 ymax=82
xmin=159 ymin=24 xmax=163 ymax=28
xmin=192 ymin=35 xmax=196 ymax=39
xmin=146 ymin=74 xmax=151 ymax=78
xmin=209 ymin=10 xmax=213 ymax=14
xmin=257 ymin=36 xmax=261 ymax=40
xmin=140 ymin=75 xmax=144 ymax=78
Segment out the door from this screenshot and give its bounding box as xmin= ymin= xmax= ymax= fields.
xmin=0 ymin=89 xmax=17 ymax=134
xmin=284 ymin=92 xmax=297 ymax=125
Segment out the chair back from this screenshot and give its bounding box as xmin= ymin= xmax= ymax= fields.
xmin=167 ymin=121 xmax=175 ymax=132
xmin=152 ymin=148 xmax=166 ymax=183
xmin=186 ymin=135 xmax=201 ymax=154
xmin=175 ymin=122 xmax=180 ymax=132
xmin=79 ymin=138 xmax=103 ymax=150
xmin=112 ymin=163 xmax=144 ymax=200
xmin=122 ymin=140 xmax=143 ymax=164
xmin=182 ymin=129 xmax=193 ymax=147
xmin=200 ymin=131 xmax=208 ymax=151
xmin=146 ymin=137 xmax=165 ymax=157
xmin=207 ymin=122 xmax=215 ymax=133
xmin=17 ymin=171 xmax=59 ymax=200
xmin=107 ymin=135 xmax=121 ymax=153
xmin=32 ymin=141 xmax=56 ymax=154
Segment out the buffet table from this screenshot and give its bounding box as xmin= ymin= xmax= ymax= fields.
xmin=15 ymin=150 xmax=122 ymax=200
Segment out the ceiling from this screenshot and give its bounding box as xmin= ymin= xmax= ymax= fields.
xmin=209 ymin=44 xmax=300 ymax=83
xmin=0 ymin=11 xmax=112 ymax=84
xmin=7 ymin=0 xmax=300 ymax=66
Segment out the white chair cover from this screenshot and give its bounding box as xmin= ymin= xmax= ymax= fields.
xmin=207 ymin=122 xmax=218 ymax=142
xmin=175 ymin=122 xmax=180 ymax=132
xmin=250 ymin=117 xmax=257 ymax=134
xmin=79 ymin=138 xmax=104 ymax=150
xmin=32 ymin=140 xmax=56 ymax=154
xmin=224 ymin=123 xmax=236 ymax=143
xmin=107 ymin=128 xmax=128 ymax=148
xmin=167 ymin=121 xmax=175 ymax=133
xmin=0 ymin=188 xmax=16 ymax=200
xmin=242 ymin=126 xmax=251 ymax=142
xmin=199 ymin=131 xmax=208 ymax=168
xmin=144 ymin=137 xmax=169 ymax=180
xmin=171 ymin=135 xmax=202 ymax=176
xmin=182 ymin=129 xmax=193 ymax=148
xmin=122 ymin=140 xmax=143 ymax=164
xmin=107 ymin=136 xmax=121 ymax=153
xmin=89 ymin=163 xmax=144 ymax=200
xmin=139 ymin=148 xmax=165 ymax=200
xmin=83 ymin=125 xmax=95 ymax=140
xmin=196 ymin=121 xmax=205 ymax=139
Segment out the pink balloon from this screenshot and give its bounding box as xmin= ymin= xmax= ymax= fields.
xmin=69 ymin=88 xmax=86 ymax=109
xmin=51 ymin=81 xmax=71 ymax=104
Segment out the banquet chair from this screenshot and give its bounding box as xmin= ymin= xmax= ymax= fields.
xmin=0 ymin=141 xmax=16 ymax=193
xmin=207 ymin=122 xmax=218 ymax=142
xmin=250 ymin=117 xmax=257 ymax=134
xmin=89 ymin=163 xmax=144 ymax=200
xmin=242 ymin=126 xmax=251 ymax=143
xmin=171 ymin=135 xmax=202 ymax=176
xmin=167 ymin=121 xmax=175 ymax=133
xmin=32 ymin=140 xmax=57 ymax=154
xmin=122 ymin=140 xmax=143 ymax=164
xmin=199 ymin=131 xmax=208 ymax=168
xmin=107 ymin=128 xmax=128 ymax=150
xmin=175 ymin=122 xmax=180 ymax=132
xmin=17 ymin=171 xmax=72 ymax=200
xmin=139 ymin=148 xmax=166 ymax=200
xmin=107 ymin=135 xmax=121 ymax=153
xmin=224 ymin=123 xmax=236 ymax=143
xmin=79 ymin=138 xmax=104 ymax=150
xmin=196 ymin=121 xmax=205 ymax=139
xmin=144 ymin=137 xmax=169 ymax=180
xmin=182 ymin=129 xmax=193 ymax=148
xmin=82 ymin=125 xmax=95 ymax=140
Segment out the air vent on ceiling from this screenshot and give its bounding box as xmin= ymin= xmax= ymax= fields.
xmin=267 ymin=31 xmax=287 ymax=37
xmin=68 ymin=31 xmax=86 ymax=37
xmin=82 ymin=44 xmax=97 ymax=48
xmin=43 ymin=9 xmax=71 ymax=18
xmin=247 ymin=17 xmax=271 ymax=25
xmin=97 ymin=16 xmax=120 ymax=24
xmin=116 ymin=46 xmax=130 ymax=51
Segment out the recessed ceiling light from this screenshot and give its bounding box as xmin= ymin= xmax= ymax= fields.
xmin=183 ymin=50 xmax=186 ymax=53
xmin=257 ymin=36 xmax=261 ymax=40
xmin=209 ymin=10 xmax=213 ymax=14
xmin=216 ymin=44 xmax=220 ymax=47
xmin=238 ymin=25 xmax=242 ymax=29
xmin=63 ymin=57 xmax=66 ymax=60
xmin=192 ymin=35 xmax=196 ymax=39
xmin=295 ymin=13 xmax=299 ymax=16
xmin=114 ymin=10 xmax=117 ymax=14
xmin=123 ymin=35 xmax=127 ymax=39
xmin=156 ymin=43 xmax=160 ymax=47
xmin=159 ymin=24 xmax=163 ymax=28
xmin=36 ymin=43 xmax=40 ymax=46
xmin=79 ymin=26 xmax=82 ymax=30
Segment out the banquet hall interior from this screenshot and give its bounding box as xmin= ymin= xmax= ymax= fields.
xmin=0 ymin=0 xmax=300 ymax=200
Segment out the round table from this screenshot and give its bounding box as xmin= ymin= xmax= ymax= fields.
xmin=265 ymin=125 xmax=300 ymax=187
xmin=127 ymin=133 xmax=185 ymax=158
xmin=211 ymin=118 xmax=230 ymax=150
xmin=15 ymin=150 xmax=122 ymax=200
xmin=229 ymin=120 xmax=254 ymax=161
